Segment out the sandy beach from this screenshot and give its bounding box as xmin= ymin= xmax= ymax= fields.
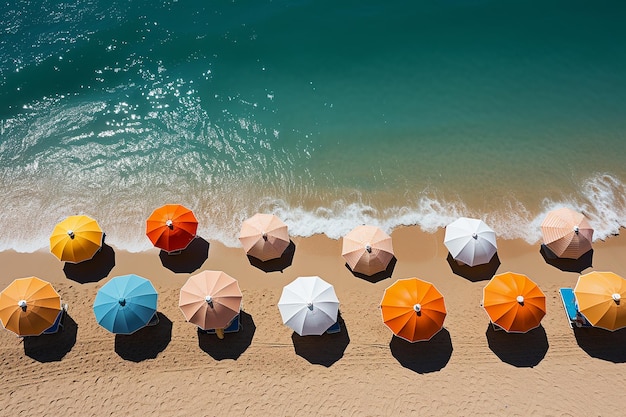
xmin=1 ymin=226 xmax=625 ymax=416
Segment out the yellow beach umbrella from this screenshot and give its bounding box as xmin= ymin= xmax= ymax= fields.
xmin=574 ymin=271 xmax=626 ymax=331
xmin=50 ymin=215 xmax=104 ymax=263
xmin=0 ymin=277 xmax=62 ymax=336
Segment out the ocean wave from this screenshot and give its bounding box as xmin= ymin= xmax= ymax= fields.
xmin=1 ymin=173 xmax=623 ymax=254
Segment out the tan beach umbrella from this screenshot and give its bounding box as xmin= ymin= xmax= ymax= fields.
xmin=482 ymin=272 xmax=546 ymax=333
xmin=574 ymin=271 xmax=626 ymax=331
xmin=49 ymin=215 xmax=104 ymax=263
xmin=541 ymin=208 xmax=593 ymax=259
xmin=239 ymin=213 xmax=290 ymax=262
xmin=342 ymin=225 xmax=394 ymax=276
xmin=179 ymin=271 xmax=243 ymax=330
xmin=0 ymin=277 xmax=62 ymax=336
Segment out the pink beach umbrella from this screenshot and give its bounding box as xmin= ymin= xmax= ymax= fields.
xmin=541 ymin=208 xmax=593 ymax=259
xmin=342 ymin=225 xmax=394 ymax=276
xmin=239 ymin=213 xmax=290 ymax=262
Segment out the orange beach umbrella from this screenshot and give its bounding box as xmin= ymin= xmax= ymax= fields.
xmin=0 ymin=277 xmax=62 ymax=336
xmin=239 ymin=213 xmax=290 ymax=262
xmin=380 ymin=278 xmax=447 ymax=342
xmin=342 ymin=225 xmax=394 ymax=276
xmin=179 ymin=271 xmax=243 ymax=330
xmin=482 ymin=272 xmax=546 ymax=333
xmin=541 ymin=207 xmax=593 ymax=259
xmin=146 ymin=204 xmax=198 ymax=253
xmin=49 ymin=215 xmax=104 ymax=263
xmin=574 ymin=271 xmax=626 ymax=331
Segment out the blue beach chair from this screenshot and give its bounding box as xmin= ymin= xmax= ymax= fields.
xmin=559 ymin=288 xmax=592 ymax=329
xmin=42 ymin=303 xmax=68 ymax=335
xmin=198 ymin=314 xmax=241 ymax=335
xmin=326 ymin=321 xmax=341 ymax=334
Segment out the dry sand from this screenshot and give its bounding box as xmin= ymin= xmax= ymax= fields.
xmin=1 ymin=226 xmax=626 ymax=416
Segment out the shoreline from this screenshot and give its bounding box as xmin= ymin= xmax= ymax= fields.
xmin=2 ymin=225 xmax=626 ymax=415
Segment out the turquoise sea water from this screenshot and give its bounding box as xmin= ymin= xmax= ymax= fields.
xmin=1 ymin=0 xmax=625 ymax=251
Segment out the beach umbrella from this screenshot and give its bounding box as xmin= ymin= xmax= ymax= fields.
xmin=574 ymin=271 xmax=626 ymax=331
xmin=146 ymin=204 xmax=198 ymax=253
xmin=278 ymin=276 xmax=339 ymax=336
xmin=49 ymin=214 xmax=104 ymax=263
xmin=541 ymin=207 xmax=593 ymax=259
xmin=239 ymin=213 xmax=290 ymax=262
xmin=0 ymin=277 xmax=62 ymax=337
xmin=482 ymin=272 xmax=546 ymax=333
xmin=380 ymin=278 xmax=447 ymax=342
xmin=179 ymin=270 xmax=242 ymax=330
xmin=93 ymin=274 xmax=158 ymax=335
xmin=342 ymin=225 xmax=394 ymax=276
xmin=444 ymin=217 xmax=497 ymax=267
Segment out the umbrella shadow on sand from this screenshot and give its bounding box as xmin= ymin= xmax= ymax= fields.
xmin=290 ymin=313 xmax=350 ymax=367
xmin=539 ymin=244 xmax=593 ymax=273
xmin=63 ymin=243 xmax=116 ymax=283
xmin=446 ymin=253 xmax=500 ymax=282
xmin=198 ymin=311 xmax=256 ymax=360
xmin=486 ymin=324 xmax=549 ymax=367
xmin=247 ymin=240 xmax=296 ymax=273
xmin=114 ymin=313 xmax=172 ymax=362
xmin=24 ymin=314 xmax=78 ymax=362
xmin=159 ymin=236 xmax=210 ymax=273
xmin=346 ymin=257 xmax=397 ymax=284
xmin=574 ymin=326 xmax=626 ymax=363
xmin=389 ymin=328 xmax=453 ymax=374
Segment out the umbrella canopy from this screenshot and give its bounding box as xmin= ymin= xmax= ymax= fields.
xmin=380 ymin=278 xmax=447 ymax=342
xmin=50 ymin=215 xmax=104 ymax=263
xmin=239 ymin=213 xmax=290 ymax=262
xmin=93 ymin=274 xmax=158 ymax=334
xmin=277 ymin=276 xmax=339 ymax=336
xmin=179 ymin=270 xmax=243 ymax=330
xmin=146 ymin=204 xmax=198 ymax=253
xmin=541 ymin=207 xmax=593 ymax=259
xmin=444 ymin=217 xmax=497 ymax=267
xmin=574 ymin=271 xmax=626 ymax=331
xmin=0 ymin=277 xmax=62 ymax=336
xmin=482 ymin=272 xmax=546 ymax=333
xmin=342 ymin=225 xmax=394 ymax=276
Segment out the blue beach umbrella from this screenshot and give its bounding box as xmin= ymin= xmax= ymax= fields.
xmin=93 ymin=274 xmax=158 ymax=334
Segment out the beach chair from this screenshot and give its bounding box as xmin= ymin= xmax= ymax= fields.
xmin=198 ymin=313 xmax=241 ymax=335
xmin=559 ymin=288 xmax=592 ymax=329
xmin=326 ymin=321 xmax=341 ymax=334
xmin=42 ymin=303 xmax=68 ymax=335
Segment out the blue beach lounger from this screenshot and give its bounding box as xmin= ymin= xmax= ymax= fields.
xmin=199 ymin=314 xmax=241 ymax=335
xmin=326 ymin=321 xmax=341 ymax=334
xmin=559 ymin=288 xmax=591 ymax=329
xmin=42 ymin=303 xmax=68 ymax=335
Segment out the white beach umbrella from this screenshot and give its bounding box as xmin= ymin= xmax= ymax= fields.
xmin=444 ymin=217 xmax=497 ymax=267
xmin=277 ymin=276 xmax=339 ymax=336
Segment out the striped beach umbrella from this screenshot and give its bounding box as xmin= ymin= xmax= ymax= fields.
xmin=541 ymin=208 xmax=593 ymax=259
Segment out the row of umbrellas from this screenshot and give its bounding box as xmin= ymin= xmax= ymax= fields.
xmin=3 ymin=271 xmax=626 ymax=341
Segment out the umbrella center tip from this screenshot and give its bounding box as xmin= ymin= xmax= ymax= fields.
xmin=472 ymin=233 xmax=478 ymax=240
xmin=18 ymin=299 xmax=27 ymax=310
xmin=307 ymin=302 xmax=314 ymax=311
xmin=573 ymin=226 xmax=579 ymax=234
xmin=413 ymin=303 xmax=422 ymax=313
xmin=205 ymin=295 xmax=214 ymax=307
xmin=365 ymin=244 xmax=372 ymax=253
xmin=612 ymin=293 xmax=621 ymax=303
xmin=516 ymin=295 xmax=525 ymax=304
xmin=166 ymin=219 xmax=173 ymax=229
xmin=67 ymin=230 xmax=75 ymax=239
xmin=118 ymin=298 xmax=126 ymax=307
xmin=262 ymin=231 xmax=268 ymax=241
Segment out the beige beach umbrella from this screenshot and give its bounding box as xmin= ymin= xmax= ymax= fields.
xmin=239 ymin=213 xmax=290 ymax=262
xmin=541 ymin=208 xmax=593 ymax=259
xmin=179 ymin=271 xmax=242 ymax=330
xmin=342 ymin=225 xmax=394 ymax=276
